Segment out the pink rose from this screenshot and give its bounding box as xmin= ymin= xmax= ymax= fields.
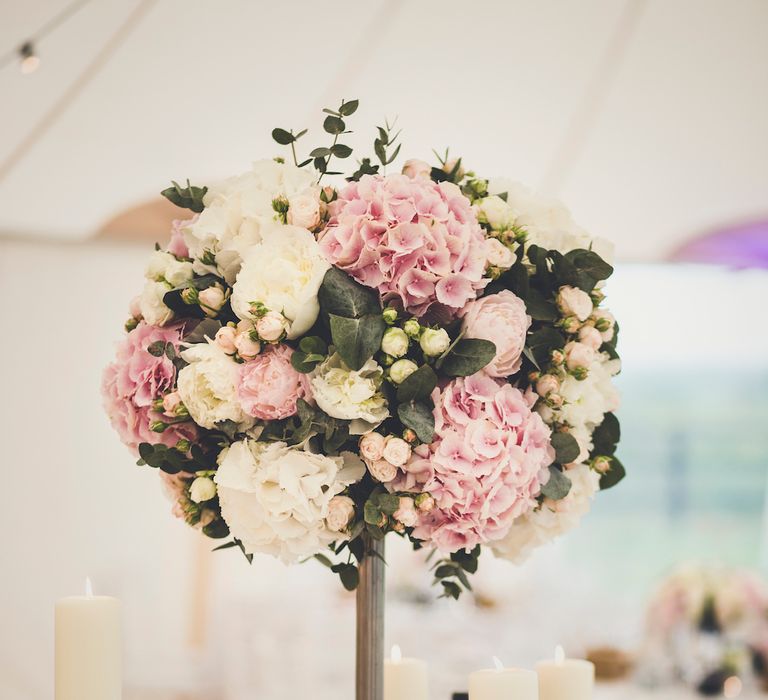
xmin=557 ymin=286 xmax=593 ymax=322
xmin=536 ymin=374 xmax=560 ymax=397
xmin=198 ymin=286 xmax=226 ymax=317
xmin=360 ymin=432 xmax=386 ymax=462
xmin=236 ymin=344 xmax=310 ymax=420
xmin=215 ymin=325 xmax=238 ymax=354
xmin=578 ymin=325 xmax=602 ymax=350
xmin=401 ymin=159 xmax=431 ymax=180
xmin=394 ymin=497 xmax=418 ymax=527
xmin=167 ymin=218 xmax=192 ymax=259
xmin=287 ymin=194 xmax=321 ymax=230
xmin=326 ymin=495 xmax=355 ymax=531
xmin=235 ymin=332 xmax=261 ymax=360
xmin=382 ymin=437 xmax=411 ymax=467
xmin=460 ymin=290 xmax=531 ymax=378
xmin=368 ymin=459 xmax=397 ymax=483
xmin=255 ymin=311 xmax=287 ymax=342
xmin=163 ymin=391 xmax=182 ymax=416
xmin=564 ymin=341 xmax=595 ymax=370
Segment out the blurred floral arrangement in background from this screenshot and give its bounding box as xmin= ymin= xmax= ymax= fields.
xmin=640 ymin=565 xmax=768 ymax=695
xmin=102 ymin=99 xmax=624 ymax=597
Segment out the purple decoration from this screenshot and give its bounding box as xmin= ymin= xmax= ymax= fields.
xmin=670 ymin=220 xmax=768 ymax=269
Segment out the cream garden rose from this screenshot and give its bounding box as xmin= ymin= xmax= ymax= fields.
xmin=214 ymin=440 xmax=364 ymax=562
xmin=139 ymin=281 xmax=174 ymax=326
xmin=231 ymin=224 xmax=330 ymax=339
xmin=287 ymin=193 xmax=321 ymax=230
xmin=557 ymin=285 xmax=593 ymax=322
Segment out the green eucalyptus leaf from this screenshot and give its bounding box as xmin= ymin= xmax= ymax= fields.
xmin=271 ymin=128 xmax=295 ymax=145
xmin=310 ymin=147 xmax=331 ymax=157
xmin=318 ymin=267 xmax=381 ymax=319
xmin=339 ymin=99 xmax=359 ymax=116
xmin=592 ymin=412 xmax=621 ymax=455
xmin=396 ymin=364 xmax=438 ymax=403
xmin=551 ymin=432 xmax=581 ymax=464
xmin=599 ymin=456 xmax=626 ymax=490
xmin=161 ymin=180 xmax=208 ymax=213
xmin=323 ymin=115 xmax=346 ymax=134
xmin=441 ymin=339 xmax=496 ymax=377
xmin=331 ymin=143 xmax=353 ymax=158
xmin=564 ymin=249 xmax=614 ymax=281
xmin=329 ymin=313 xmax=385 ymax=371
xmin=540 ymin=465 xmax=572 ymax=500
xmin=398 ymin=402 xmax=435 ymax=444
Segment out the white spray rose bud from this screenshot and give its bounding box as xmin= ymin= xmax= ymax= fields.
xmin=477 ymin=196 xmax=515 ymax=231
xmin=367 ymin=459 xmax=397 ymax=483
xmin=235 ymin=332 xmax=261 ymax=360
xmin=382 ymin=307 xmax=398 ymax=325
xmin=419 ymin=328 xmax=450 ymax=357
xmin=557 ymin=285 xmax=593 ymax=322
xmin=198 ymin=285 xmax=226 ymax=317
xmin=359 ymin=432 xmax=386 ymax=463
xmin=389 ymin=359 xmax=418 ymax=384
xmin=189 ymin=477 xmax=217 ymax=503
xmin=564 ymin=341 xmax=595 ymax=370
xmin=536 ymin=374 xmax=560 ymax=397
xmin=145 ymin=251 xmax=173 ymax=281
xmin=578 ymin=325 xmax=603 ymax=350
xmin=415 ymin=493 xmax=435 ymax=512
xmin=561 ymin=316 xmax=581 ymax=334
xmin=381 ymin=327 xmax=409 ymax=357
xmin=401 ymin=159 xmax=432 ymax=180
xmin=256 ymin=311 xmax=287 ymax=342
xmin=485 ymin=238 xmax=515 ymax=269
xmin=394 ymin=497 xmax=418 ymax=527
xmin=591 ymin=309 xmax=616 ymax=342
xmin=382 ymin=437 xmax=412 ymax=467
xmin=215 ymin=325 xmax=238 ymax=354
xmin=403 ymin=319 xmax=421 ymax=338
xmin=326 ymin=495 xmax=355 ymax=532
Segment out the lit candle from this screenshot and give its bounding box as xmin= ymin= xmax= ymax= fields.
xmin=468 ymin=656 xmax=538 ymax=700
xmin=384 ymin=644 xmax=428 ymax=700
xmin=55 ymin=578 xmax=121 ymax=700
xmin=536 ymin=645 xmax=594 ymax=700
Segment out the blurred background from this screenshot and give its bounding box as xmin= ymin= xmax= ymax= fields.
xmin=1 ymin=1 xmax=767 ymax=698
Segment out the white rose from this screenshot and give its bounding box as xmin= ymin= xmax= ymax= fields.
xmin=255 ymin=311 xmax=288 ymax=342
xmin=326 ymin=495 xmax=355 ymax=532
xmin=198 ymin=285 xmax=226 ymax=317
xmin=367 ymin=459 xmax=397 ymax=483
xmin=485 ymin=238 xmax=515 ymax=269
xmin=214 ymin=440 xmax=363 ymax=563
xmin=139 ymin=281 xmax=174 ymax=326
xmin=401 ymin=159 xmax=431 ymax=180
xmin=310 ymin=354 xmax=388 ymax=432
xmin=578 ymin=325 xmax=603 ymax=350
xmin=557 ymin=285 xmax=593 ymax=322
xmin=389 ymin=359 xmax=418 ymax=384
xmin=215 ymin=325 xmax=238 ymax=354
xmin=564 ymin=341 xmax=595 ymax=370
xmin=359 ymin=432 xmax=386 ymax=462
xmin=287 ymin=193 xmax=321 ymax=230
xmin=164 ymin=259 xmax=194 ymax=287
xmin=145 ymin=251 xmax=174 ymax=281
xmin=476 ymin=195 xmax=516 ymax=231
xmin=394 ymin=497 xmax=418 ymax=527
xmin=419 ymin=328 xmax=450 ymax=357
xmin=231 ymin=224 xmax=330 ymax=339
xmin=189 ymin=477 xmax=217 ymax=503
xmin=177 ymin=342 xmax=252 ymax=429
xmin=382 ymin=437 xmax=411 ymax=467
xmin=381 ymin=327 xmax=409 ymax=357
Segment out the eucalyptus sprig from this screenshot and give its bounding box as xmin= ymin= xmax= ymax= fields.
xmin=271 ymin=127 xmax=309 ymax=167
xmin=374 ymin=118 xmax=401 ymax=170
xmin=309 ymin=98 xmax=359 ymax=180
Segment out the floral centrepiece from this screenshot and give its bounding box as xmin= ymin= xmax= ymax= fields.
xmin=102 ymin=99 xmax=625 ymax=597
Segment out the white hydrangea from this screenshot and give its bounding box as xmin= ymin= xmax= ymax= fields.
xmin=138 ymin=280 xmax=174 ymax=326
xmin=214 ymin=440 xmax=365 ymax=563
xmin=183 ymin=160 xmax=320 ymax=283
xmin=491 ymin=464 xmax=600 ymax=563
xmin=177 ymin=342 xmax=253 ymax=430
xmin=145 ymin=250 xmax=194 ymax=286
xmin=310 ymin=353 xmax=389 ymax=434
xmin=487 ymin=177 xmax=615 ymax=264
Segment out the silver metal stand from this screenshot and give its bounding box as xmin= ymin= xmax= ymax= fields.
xmin=356 ymin=536 xmax=385 ymax=700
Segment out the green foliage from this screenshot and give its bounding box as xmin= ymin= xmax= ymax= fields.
xmin=347 ymin=157 xmax=380 ymax=182
xmin=213 ymin=538 xmax=253 ymax=564
xmin=439 ymin=338 xmax=496 ymax=377
xmin=599 ymin=456 xmax=626 ymax=490
xmin=331 ymin=562 xmax=360 ymax=591
xmin=396 ymin=364 xmax=437 ymax=402
xmin=161 ymin=180 xmax=208 ymax=213
xmin=432 ymin=544 xmax=480 ymax=599
xmin=397 ymin=402 xmax=435 ymax=443
xmin=329 ymin=313 xmax=386 ymax=371
xmin=318 ymin=267 xmax=381 ymax=319
xmin=373 ymin=119 xmax=402 ymax=167
xmin=291 ymin=336 xmax=328 ymax=374
xmin=540 ymin=465 xmax=572 ymax=500
xmin=592 ymin=412 xmax=620 ymax=455
xmin=550 ymin=432 xmax=580 ymax=464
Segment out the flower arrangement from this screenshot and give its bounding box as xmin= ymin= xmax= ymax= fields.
xmin=102 ymin=99 xmax=624 ymax=597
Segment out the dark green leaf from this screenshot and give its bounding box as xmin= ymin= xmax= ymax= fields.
xmin=398 ymin=402 xmax=435 ymax=444
xmin=551 ymin=432 xmax=581 ymax=464
xmin=440 ymin=580 xmax=462 ymax=599
xmin=441 ymin=339 xmax=496 ymax=377
xmin=202 ymin=519 xmax=230 ymax=539
xmin=183 ymin=318 xmax=222 ymax=344
xmin=524 ymin=288 xmax=558 ymax=321
xmin=161 ymin=180 xmax=208 ymax=213
xmin=435 ymin=564 xmax=458 ymax=579
xmin=526 ymin=327 xmax=564 ymax=366
xmin=271 ymin=128 xmax=295 ymax=145
xmin=564 ymin=249 xmax=614 ymax=281
xmin=396 ymin=364 xmax=437 ymax=402
xmin=331 ymin=563 xmax=359 ymax=591
xmin=540 ymin=465 xmax=572 ymax=500
xmin=592 ymin=412 xmax=621 ymax=455
xmin=364 ymin=500 xmax=382 ymax=525
xmin=378 ymin=493 xmax=401 ymax=516
xmin=329 ymin=314 xmax=385 ymax=371
xmin=299 ymin=336 xmax=327 ymax=355
xmin=319 ymin=267 xmax=381 ymax=320
xmin=599 ymin=456 xmax=626 ymax=490
xmin=314 ymin=553 xmax=333 ymax=568
xmin=331 ymin=143 xmax=353 ymax=158
xmin=310 ymin=147 xmax=331 ymax=158
xmin=323 ymin=115 xmax=346 ymax=134
xmin=147 ymin=340 xmax=165 ymax=357
xmin=339 ymin=99 xmax=359 ymax=116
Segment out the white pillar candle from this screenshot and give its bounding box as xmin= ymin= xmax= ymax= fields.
xmin=468 ymin=657 xmax=538 ymax=700
xmin=55 ymin=578 xmax=121 ymax=700
xmin=536 ymin=646 xmax=594 ymax=700
xmin=384 ymin=644 xmax=428 ymax=700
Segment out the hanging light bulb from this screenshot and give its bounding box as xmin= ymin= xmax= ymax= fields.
xmin=19 ymin=41 xmax=40 ymax=74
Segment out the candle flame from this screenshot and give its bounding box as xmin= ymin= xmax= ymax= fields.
xmin=492 ymin=656 xmax=504 ymax=671
xmin=554 ymin=645 xmax=565 ymax=664
xmin=391 ymin=644 xmax=402 ymax=663
xmin=85 ymin=577 xmax=93 ymax=597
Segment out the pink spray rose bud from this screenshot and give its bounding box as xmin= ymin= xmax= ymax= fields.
xmin=578 ymin=325 xmax=603 ymax=350
xmin=367 ymin=459 xmax=398 ymax=483
xmin=326 ymin=495 xmax=356 ymax=532
xmin=484 ymin=238 xmax=515 ymax=269
xmin=401 ymin=159 xmax=432 ymax=180
xmin=235 ymin=332 xmax=261 ymax=361
xmin=591 ymin=309 xmax=616 ymax=341
xmin=561 ymin=316 xmax=581 ymax=334
xmin=198 ymin=285 xmax=226 ymax=317
xmin=394 ymin=497 xmax=418 ymax=527
xmin=415 ymin=493 xmax=436 ymax=513
xmin=382 ymin=437 xmax=412 ymax=467
xmin=443 ymin=158 xmax=465 ymax=180
xmin=163 ymin=391 xmax=182 ymax=416
xmin=215 ymin=325 xmax=238 ymax=354
xmin=536 ymin=374 xmax=560 ymax=397
xmin=592 ymin=456 xmax=612 ymax=474
xmin=129 ymin=295 xmax=142 ymax=319
xmin=287 ymin=194 xmax=321 ymax=230
xmin=557 ymin=285 xmax=593 ymax=322
xmin=255 ymin=311 xmax=287 ymax=342
xmin=551 ymin=349 xmax=566 ymax=365
xmin=360 ymin=432 xmax=386 ymax=462
xmin=402 ymin=428 xmax=417 ymax=444
xmin=564 ymin=341 xmax=595 ymax=370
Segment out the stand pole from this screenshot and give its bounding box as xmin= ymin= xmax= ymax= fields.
xmin=356 ymin=536 xmax=385 ymax=700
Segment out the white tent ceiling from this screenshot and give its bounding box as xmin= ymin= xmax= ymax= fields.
xmin=0 ymin=0 xmax=766 ymax=261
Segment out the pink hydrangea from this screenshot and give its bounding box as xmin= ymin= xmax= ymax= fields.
xmin=397 ymin=373 xmax=554 ymax=553
xmin=460 ymin=290 xmax=531 ymax=377
xmin=236 ymin=344 xmax=311 ymax=420
xmin=102 ymin=322 xmax=196 ymax=452
xmin=168 ymin=217 xmax=192 ymax=258
xmin=318 ymin=174 xmax=488 ymax=318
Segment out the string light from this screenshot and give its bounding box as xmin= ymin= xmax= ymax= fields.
xmin=19 ymin=42 xmax=40 ymax=75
